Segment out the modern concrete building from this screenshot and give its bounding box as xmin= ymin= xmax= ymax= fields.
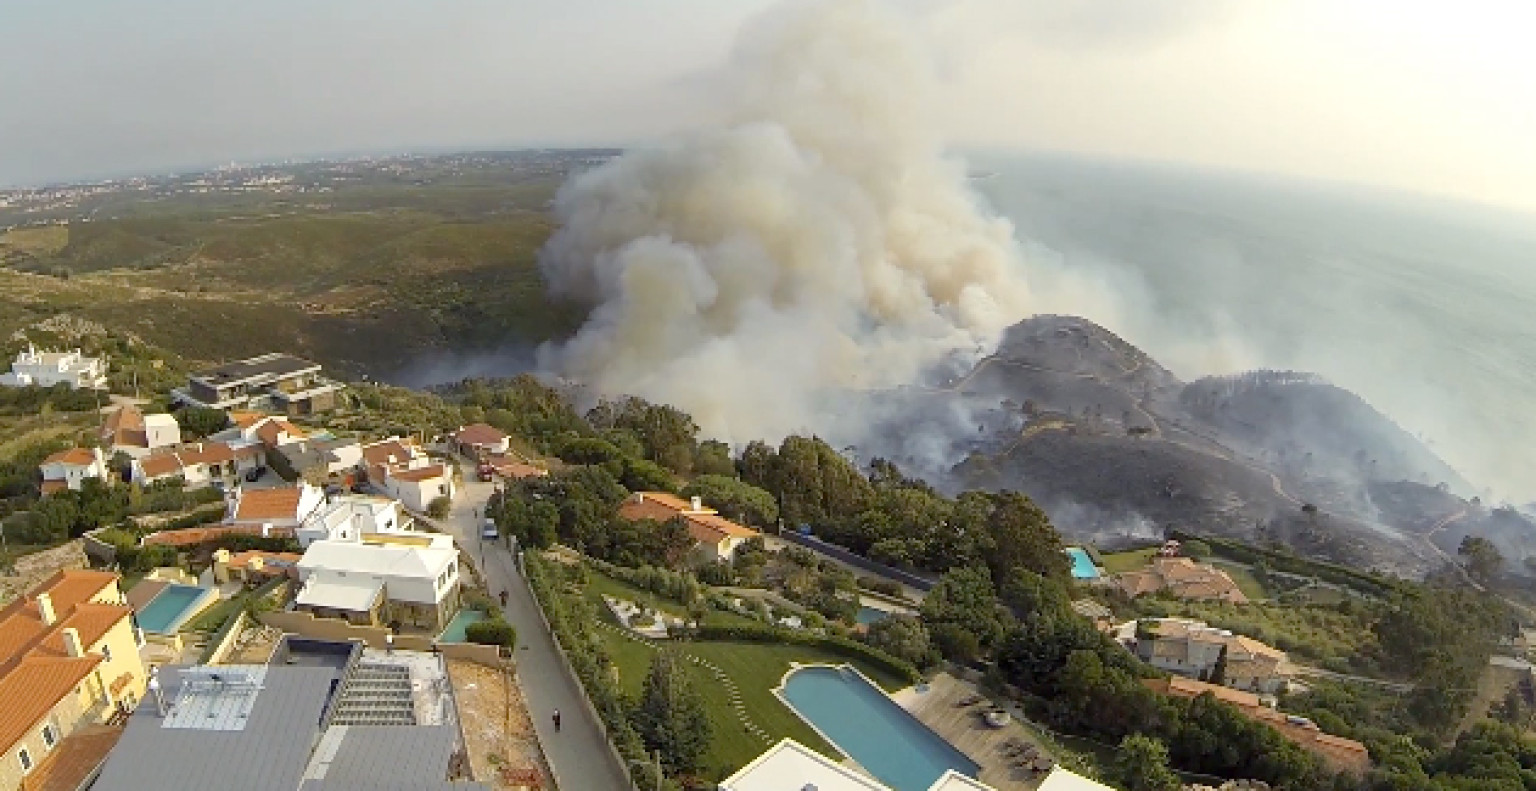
xmin=91 ymin=639 xmax=487 ymax=791
xmin=297 ymin=495 xmax=414 ymax=547
xmin=295 ymin=533 xmax=461 ymax=630
xmin=719 ymin=738 xmax=1112 ymax=791
xmin=172 ymin=353 xmax=341 ymax=416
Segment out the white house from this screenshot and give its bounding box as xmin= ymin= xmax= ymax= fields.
xmin=295 ymin=533 xmax=461 ymax=630
xmin=722 ymin=739 xmax=1109 ymax=791
xmin=0 ymin=345 xmax=107 ymax=389
xmin=38 ymin=447 xmax=107 ymax=495
xmin=450 ymin=423 xmax=509 ymax=458
xmin=131 ymin=441 xmax=264 ymax=488
xmin=100 ymin=404 xmax=180 ymax=456
xmin=371 ymin=464 xmax=455 ymax=514
xmin=224 ymin=483 xmax=326 ymax=529
xmin=296 ymin=495 xmax=414 ymax=547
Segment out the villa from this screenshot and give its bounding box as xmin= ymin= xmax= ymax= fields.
xmin=132 ymin=441 xmax=265 ymax=487
xmin=1134 ymin=618 xmax=1290 ymax=693
xmin=0 ymin=345 xmax=107 ymax=389
xmin=1146 ymin=677 xmax=1370 ymax=776
xmin=37 ymin=447 xmax=108 ymax=495
xmin=171 ymin=352 xmax=342 ymax=416
xmin=619 ymin=491 xmax=761 ymax=563
xmin=0 ymin=570 xmax=149 ymax=791
xmin=450 ymin=422 xmax=510 ymax=458
xmin=1113 ymin=556 xmax=1249 ymax=603
xmin=224 ymin=484 xmax=327 ymax=531
xmin=210 ymin=548 xmax=301 ymax=585
xmin=719 ymin=738 xmax=1113 ymax=791
xmin=295 ymin=533 xmax=461 ymax=630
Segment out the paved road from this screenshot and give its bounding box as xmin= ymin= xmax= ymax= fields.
xmin=439 ymin=475 xmax=632 ymax=791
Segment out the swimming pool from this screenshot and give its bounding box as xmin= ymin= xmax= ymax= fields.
xmin=135 ymin=584 xmax=217 ymax=634
xmin=1065 ymin=547 xmax=1100 ymax=579
xmin=438 ymin=608 xmax=488 ymax=643
xmin=856 ymin=606 xmax=890 ymax=625
xmin=778 ymin=665 xmax=979 ymax=791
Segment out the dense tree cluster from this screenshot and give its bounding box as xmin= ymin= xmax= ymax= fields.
xmin=632 ymin=652 xmax=711 ymax=775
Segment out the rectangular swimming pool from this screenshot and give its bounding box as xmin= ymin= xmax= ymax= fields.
xmin=779 ymin=665 xmax=979 ymax=791
xmin=1065 ymin=547 xmax=1099 ymax=579
xmin=438 ymin=608 xmax=488 ymax=643
xmin=136 ymin=583 xmax=216 ymax=634
xmin=856 ymin=606 xmax=890 ymax=625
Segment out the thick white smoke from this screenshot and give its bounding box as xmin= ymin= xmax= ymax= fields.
xmin=538 ymin=0 xmax=1032 ymax=443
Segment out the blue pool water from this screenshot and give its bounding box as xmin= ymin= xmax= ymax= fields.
xmin=780 ymin=666 xmax=979 ymax=791
xmin=438 ymin=609 xmax=488 ymax=643
xmin=856 ymin=606 xmax=890 ymax=625
xmin=136 ymin=584 xmax=213 ymax=634
xmin=1066 ymin=547 xmax=1100 ymax=579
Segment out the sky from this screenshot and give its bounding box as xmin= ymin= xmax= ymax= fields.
xmin=2 ymin=0 xmax=1534 ymax=211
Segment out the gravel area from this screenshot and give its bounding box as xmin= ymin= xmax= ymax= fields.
xmin=448 ymin=659 xmax=553 ymax=791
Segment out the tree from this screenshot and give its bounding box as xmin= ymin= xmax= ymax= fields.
xmin=1181 ymin=539 xmax=1213 ymax=559
xmin=1459 ymin=535 xmax=1504 ymax=582
xmin=176 ymin=406 xmax=229 ymax=439
xmin=980 ymin=491 xmax=1068 ymax=582
xmin=692 ymin=440 xmax=736 ymax=477
xmin=630 ymin=652 xmax=710 ymax=774
xmin=681 ymin=475 xmax=778 ymax=527
xmin=427 ymin=496 xmax=451 ymax=519
xmin=1111 ymin=734 xmax=1180 ymax=791
xmin=921 ymin=567 xmax=1005 ymax=654
xmin=621 ymin=458 xmax=678 ymax=493
xmin=465 ymin=618 xmax=516 ymax=650
xmin=864 ymin=615 xmax=935 ymax=668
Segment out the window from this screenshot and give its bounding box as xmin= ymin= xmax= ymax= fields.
xmin=41 ymin=725 xmax=56 ymax=749
xmin=101 ymin=644 xmax=111 ymax=662
xmin=18 ymin=748 xmax=32 ymax=773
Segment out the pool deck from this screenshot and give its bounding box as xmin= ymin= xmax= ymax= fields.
xmin=893 ymin=674 xmax=1051 ymax=790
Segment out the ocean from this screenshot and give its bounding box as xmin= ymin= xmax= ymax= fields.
xmin=971 ymin=152 xmax=1536 ymax=501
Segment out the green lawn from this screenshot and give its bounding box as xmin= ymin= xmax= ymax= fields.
xmin=582 ymin=563 xmax=913 ymax=780
xmin=1099 ymin=547 xmax=1157 ymax=574
xmin=1211 ymin=560 xmax=1271 ymax=601
xmin=184 ymin=592 xmax=245 ymax=633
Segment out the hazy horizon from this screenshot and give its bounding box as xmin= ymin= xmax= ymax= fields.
xmin=4 ymin=0 xmax=1535 ymax=212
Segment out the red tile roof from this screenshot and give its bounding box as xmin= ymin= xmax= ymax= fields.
xmin=40 ymin=448 xmax=96 ymax=467
xmin=454 ymin=423 xmax=507 ymax=447
xmin=0 ymin=655 xmax=102 ymax=756
xmin=233 ymin=487 xmax=305 ymax=521
xmin=19 ymin=723 xmax=124 ymax=791
xmin=136 ymin=453 xmax=184 ymax=479
xmin=0 ymin=570 xmax=119 ymax=660
xmin=255 ymin=418 xmax=305 ymax=448
xmin=617 ymin=492 xmax=758 ymax=545
xmin=230 ymin=411 xmax=267 ymax=429
xmin=361 ymin=438 xmax=418 ymax=468
xmin=143 ymin=525 xmax=297 ymax=547
xmin=388 ymin=464 xmax=448 ymax=483
xmin=39 ymin=480 xmax=68 ymax=496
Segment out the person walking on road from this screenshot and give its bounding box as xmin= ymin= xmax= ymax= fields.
xmin=552 ymin=709 xmax=562 ymax=732
xmin=499 ymin=589 xmax=509 ymax=607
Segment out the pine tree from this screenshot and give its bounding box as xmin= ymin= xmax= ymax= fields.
xmin=631 ymin=652 xmax=710 ymax=775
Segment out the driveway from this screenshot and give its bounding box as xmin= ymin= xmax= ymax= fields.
xmin=437 ymin=471 xmax=632 ymax=791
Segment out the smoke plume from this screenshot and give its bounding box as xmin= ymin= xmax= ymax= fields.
xmin=537 ymin=0 xmax=1031 ymax=445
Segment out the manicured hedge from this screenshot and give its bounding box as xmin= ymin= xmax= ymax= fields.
xmin=696 ymin=623 xmax=922 ymax=686
xmin=1168 ymin=529 xmax=1402 ymax=598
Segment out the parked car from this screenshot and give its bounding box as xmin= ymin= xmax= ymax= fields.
xmin=244 ymin=466 xmax=266 ymax=482
xmin=477 ymin=464 xmax=495 ymax=482
xmin=481 ymin=519 xmax=499 ymax=541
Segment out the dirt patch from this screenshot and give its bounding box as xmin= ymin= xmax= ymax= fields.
xmin=225 ymin=624 xmax=283 ymax=665
xmin=448 ymin=659 xmax=553 ymax=791
xmin=0 ymin=541 xmax=87 ymax=606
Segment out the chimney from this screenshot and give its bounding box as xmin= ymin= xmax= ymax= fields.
xmin=635 ymin=492 xmax=644 ymax=504
xmin=36 ymin=593 xmax=56 ymax=625
xmin=690 ymin=496 xmax=703 ymax=512
xmin=62 ymin=627 xmax=84 ymax=658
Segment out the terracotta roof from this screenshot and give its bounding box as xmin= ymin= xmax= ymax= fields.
xmin=40 ymin=448 xmax=96 ymax=467
xmin=0 ymin=655 xmax=102 ymax=755
xmin=617 ymin=498 xmax=685 ymax=524
xmin=178 ymin=442 xmax=235 ymax=465
xmin=483 ymin=456 xmax=547 ymax=479
xmin=231 ymin=443 xmax=265 ymax=460
xmin=255 ymin=418 xmax=306 ymax=447
xmin=1230 ymin=636 xmax=1286 ymax=659
xmin=684 ymin=512 xmax=759 ymax=540
xmin=388 ymin=464 xmax=447 ymax=483
xmin=39 ymin=480 xmax=67 ymax=496
xmin=136 ymin=453 xmax=184 ymax=479
xmin=233 ymin=487 xmax=304 ymax=521
xmin=143 ymin=524 xmax=297 ymax=547
xmin=100 ymin=404 xmax=145 ymax=443
xmin=0 ymin=570 xmax=119 ymax=660
xmin=454 ymin=422 xmax=508 ymax=446
xmin=19 ymin=723 xmax=124 ymax=791
xmin=34 ymin=603 xmax=130 ymax=659
xmin=1147 ymin=676 xmax=1261 ymax=708
xmin=226 ymin=550 xmax=301 ymax=570
xmin=361 ymin=438 xmax=418 ymax=468
xmin=230 ymin=411 xmax=267 ymax=429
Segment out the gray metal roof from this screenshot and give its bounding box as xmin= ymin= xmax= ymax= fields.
xmin=300 ymin=782 xmax=490 ymax=791
xmin=92 ymin=666 xmax=335 ymax=791
xmin=306 ymin=725 xmax=459 ymax=785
